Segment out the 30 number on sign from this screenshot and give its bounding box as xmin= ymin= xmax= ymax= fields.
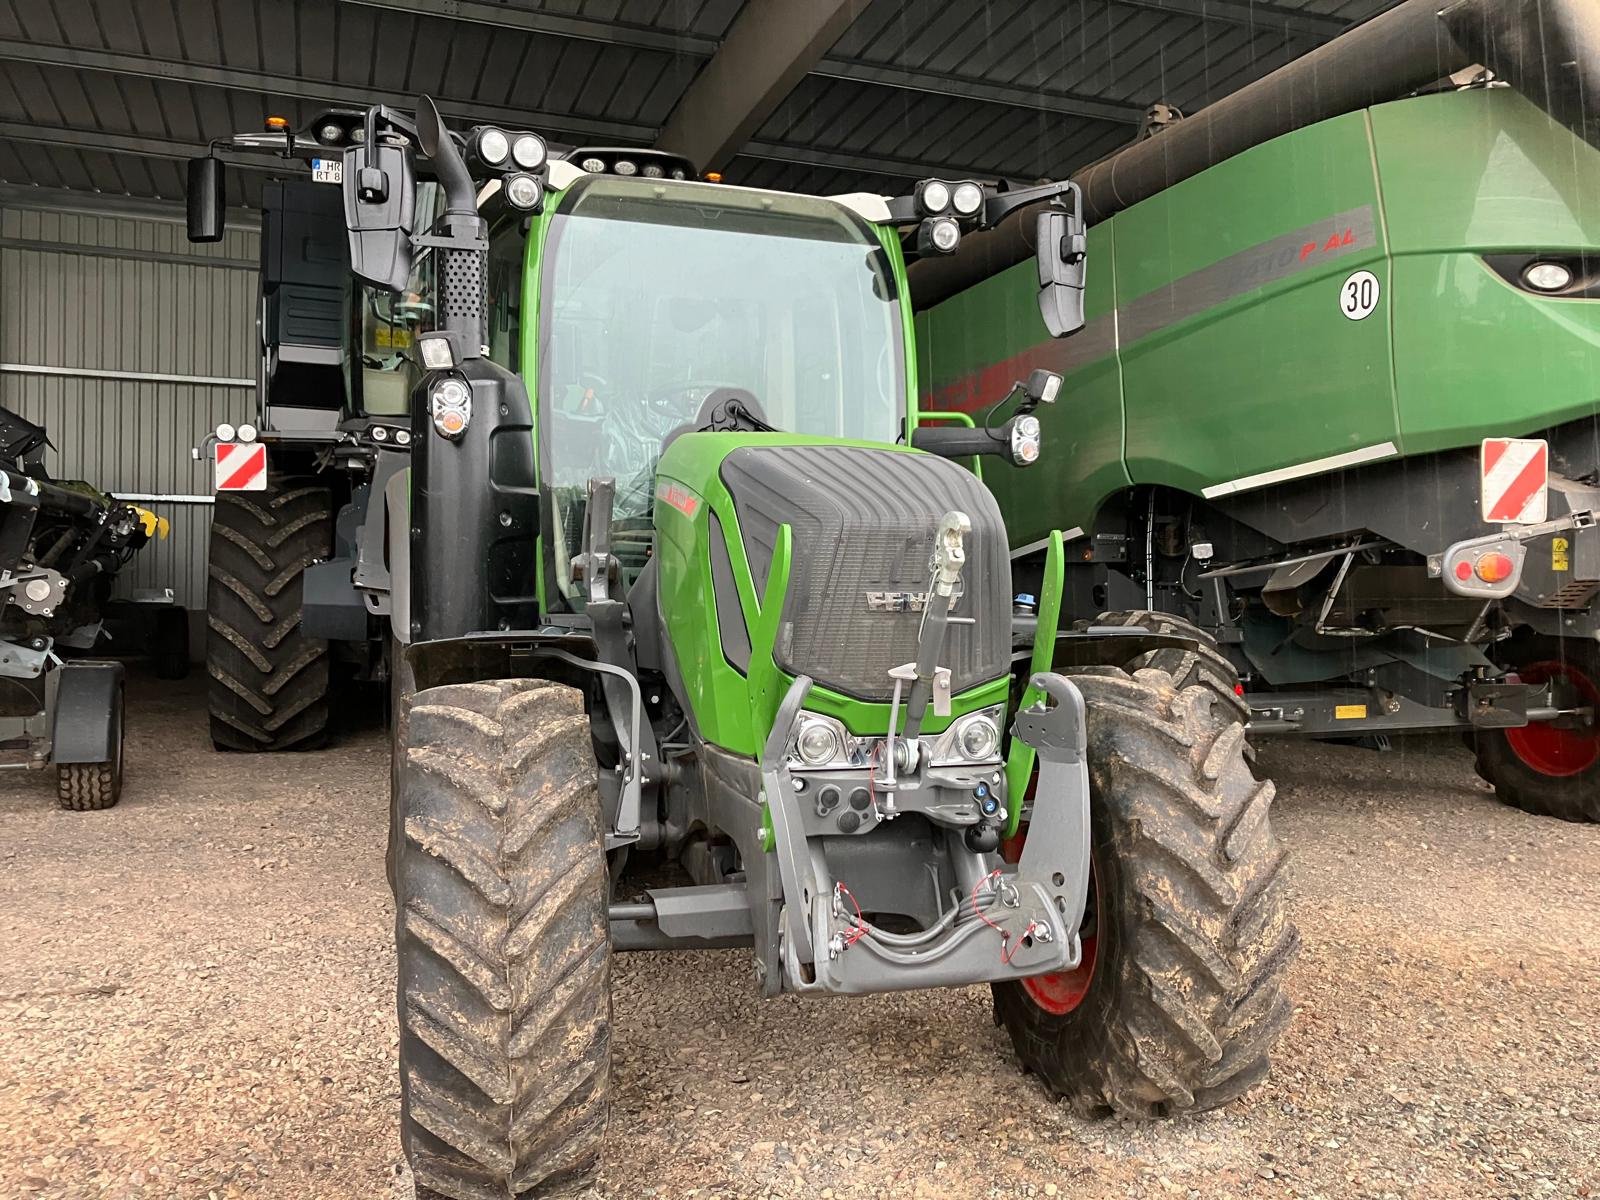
xmin=1340 ymin=270 xmax=1380 ymax=320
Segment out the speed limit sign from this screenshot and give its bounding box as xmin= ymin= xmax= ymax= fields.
xmin=1340 ymin=269 xmax=1380 ymax=320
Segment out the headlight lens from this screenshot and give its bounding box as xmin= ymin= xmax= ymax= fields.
xmin=580 ymin=156 xmax=607 ymax=173
xmin=511 ymin=132 xmax=546 ymax=170
xmin=505 ymin=172 xmax=543 ymax=210
xmin=952 ymin=181 xmax=984 ymax=216
xmin=796 ymin=720 xmax=842 ymax=766
xmin=932 ymin=706 xmax=1007 ymax=765
xmin=476 ymin=128 xmax=510 ymax=165
xmin=613 ymin=159 xmax=638 ymax=177
xmin=919 ymin=180 xmax=951 ymax=214
xmin=642 ymin=163 xmax=664 ymax=178
xmin=958 ymin=714 xmax=1000 ymax=760
xmin=318 ymin=122 xmax=345 ymax=146
xmin=1523 ymin=261 xmax=1572 ymax=292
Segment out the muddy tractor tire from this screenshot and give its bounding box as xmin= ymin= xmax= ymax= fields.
xmin=1089 ymin=610 xmax=1249 ymax=722
xmin=395 ymin=679 xmax=612 ymax=1199
xmin=1474 ymin=634 xmax=1600 ymax=823
xmin=204 ymin=479 xmax=334 ymax=752
xmin=995 ymin=637 xmax=1298 ymax=1118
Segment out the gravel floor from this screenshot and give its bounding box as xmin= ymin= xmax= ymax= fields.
xmin=1 ymin=671 xmax=1597 ymax=1200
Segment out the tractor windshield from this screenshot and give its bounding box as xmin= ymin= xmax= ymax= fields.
xmin=540 ymin=176 xmax=906 ymax=605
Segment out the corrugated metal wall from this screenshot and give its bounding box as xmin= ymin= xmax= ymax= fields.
xmin=0 ymin=194 xmax=259 ymax=611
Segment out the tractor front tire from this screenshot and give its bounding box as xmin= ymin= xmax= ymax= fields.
xmin=994 ymin=659 xmax=1298 ymax=1118
xmin=396 ymin=679 xmax=612 ymax=1199
xmin=1090 ymin=610 xmax=1248 ymax=722
xmin=1473 ymin=635 xmax=1600 ymax=823
xmin=205 ymin=479 xmax=334 ymax=751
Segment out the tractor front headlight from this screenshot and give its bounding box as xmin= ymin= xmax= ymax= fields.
xmin=931 ymin=705 xmax=1006 ymax=765
xmin=796 ymin=720 xmax=842 ymax=767
xmin=789 ymin=712 xmax=853 ymax=769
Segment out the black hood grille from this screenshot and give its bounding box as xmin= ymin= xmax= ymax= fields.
xmin=720 ymin=444 xmax=1011 ymax=702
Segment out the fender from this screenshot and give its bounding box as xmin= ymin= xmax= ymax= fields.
xmin=51 ymin=660 xmax=123 ymax=764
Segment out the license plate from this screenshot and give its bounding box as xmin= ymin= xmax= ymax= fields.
xmin=311 ymin=157 xmax=343 ymax=185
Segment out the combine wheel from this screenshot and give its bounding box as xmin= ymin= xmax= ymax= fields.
xmin=396 ymin=678 xmax=611 ymax=1199
xmin=994 ymin=649 xmax=1298 ymax=1118
xmin=205 ymin=478 xmax=334 ymax=751
xmin=1474 ymin=635 xmax=1600 ymax=823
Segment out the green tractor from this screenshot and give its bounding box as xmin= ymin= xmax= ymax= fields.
xmin=191 ymin=99 xmax=1297 ymax=1194
xmin=916 ymin=0 xmax=1600 ymax=822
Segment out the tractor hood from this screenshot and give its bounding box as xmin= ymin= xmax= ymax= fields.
xmin=653 ymin=434 xmax=1011 ymax=710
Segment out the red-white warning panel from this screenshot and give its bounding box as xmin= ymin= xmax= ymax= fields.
xmin=214 ymin=442 xmax=268 ymax=492
xmin=1480 ymin=438 xmax=1548 ymax=525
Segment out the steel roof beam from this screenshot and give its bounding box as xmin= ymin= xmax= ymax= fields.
xmin=339 ymin=0 xmax=719 ymax=55
xmin=0 ymin=40 xmax=654 ymax=143
xmin=811 ymin=61 xmax=1143 ymax=124
xmin=1114 ymin=0 xmax=1350 ymax=39
xmin=742 ymin=139 xmax=994 ymax=184
xmin=656 ymin=0 xmax=874 ymax=172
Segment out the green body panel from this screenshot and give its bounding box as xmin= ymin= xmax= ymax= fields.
xmin=919 ymin=88 xmax=1600 ymax=540
xmin=653 ymin=431 xmax=1007 ymax=759
xmin=1114 ymin=112 xmax=1393 ymax=494
xmin=1374 ymin=91 xmax=1600 ymax=452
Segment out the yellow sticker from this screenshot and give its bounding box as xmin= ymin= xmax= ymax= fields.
xmin=1553 ymin=536 xmax=1570 ymax=572
xmin=373 ymin=325 xmax=413 ymax=349
xmin=1334 ymin=704 xmax=1368 ymax=720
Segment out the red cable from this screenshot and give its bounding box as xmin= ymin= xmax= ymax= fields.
xmin=837 ymin=882 xmax=871 ymax=946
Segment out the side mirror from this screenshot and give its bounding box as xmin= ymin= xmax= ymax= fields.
xmin=341 ymin=137 xmax=416 ymax=293
xmin=186 ymin=156 xmax=226 ymax=243
xmin=1035 ymin=208 xmax=1086 ymax=338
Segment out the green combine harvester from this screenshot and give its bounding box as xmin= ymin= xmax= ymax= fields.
xmin=917 ymin=0 xmax=1600 ymax=822
xmin=189 ymin=90 xmax=1297 ymax=1195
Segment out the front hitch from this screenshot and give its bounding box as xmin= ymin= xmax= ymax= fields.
xmin=764 ymin=672 xmax=1093 ymax=996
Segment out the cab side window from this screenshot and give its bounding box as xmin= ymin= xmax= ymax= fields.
xmin=487 ymin=218 xmax=525 ymax=371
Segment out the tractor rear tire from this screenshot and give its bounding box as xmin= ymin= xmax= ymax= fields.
xmin=1473 ymin=635 xmax=1600 ymax=823
xmin=205 ymin=479 xmax=334 ymax=752
xmin=396 ymin=679 xmax=611 ymax=1199
xmin=994 ymin=657 xmax=1298 ymax=1118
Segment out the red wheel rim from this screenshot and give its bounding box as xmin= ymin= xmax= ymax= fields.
xmin=1001 ymin=825 xmax=1100 ymax=1017
xmin=1504 ymin=661 xmax=1600 ymax=778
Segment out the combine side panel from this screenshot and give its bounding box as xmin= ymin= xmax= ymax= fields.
xmin=1375 ymin=89 xmax=1600 ymax=454
xmin=1116 ymin=112 xmax=1398 ymax=497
